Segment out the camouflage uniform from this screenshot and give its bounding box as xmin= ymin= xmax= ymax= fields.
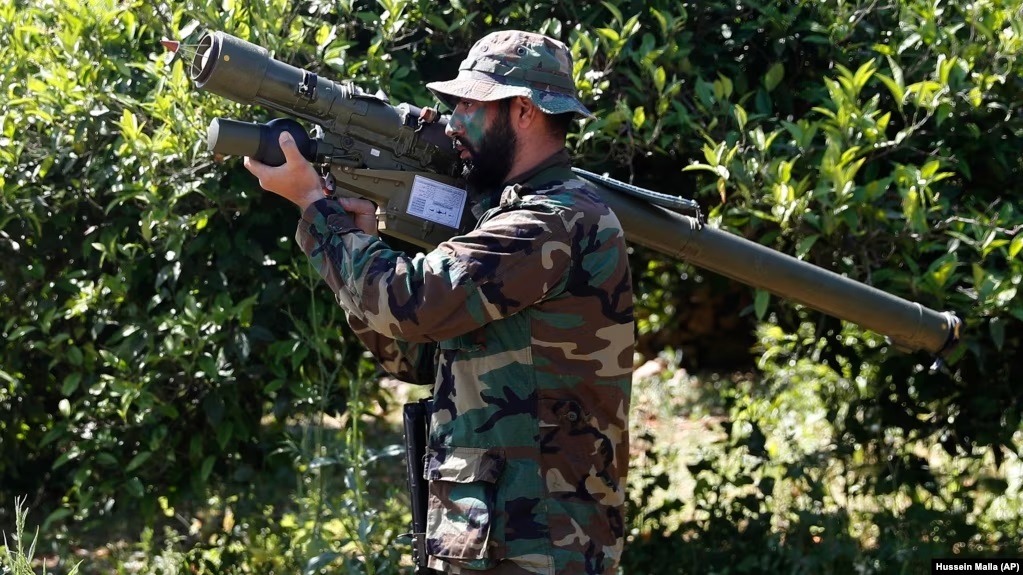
xmin=295 ymin=31 xmax=634 ymax=575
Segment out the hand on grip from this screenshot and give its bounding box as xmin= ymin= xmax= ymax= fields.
xmin=244 ymin=132 xmax=324 ymax=210
xmin=335 ymin=197 xmax=380 ymax=236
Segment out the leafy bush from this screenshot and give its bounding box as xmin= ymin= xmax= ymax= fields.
xmin=1 ymin=0 xmax=1021 ymax=571
xmin=625 ymin=321 xmax=1023 ymax=574
xmin=0 ymin=0 xmax=355 ymax=524
xmin=590 ymin=0 xmax=1023 ymax=536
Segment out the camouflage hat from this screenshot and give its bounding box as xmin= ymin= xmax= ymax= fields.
xmin=426 ymin=30 xmax=593 ymax=118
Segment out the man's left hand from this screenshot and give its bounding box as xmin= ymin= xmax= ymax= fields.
xmin=335 ymin=197 xmax=380 ymax=236
xmin=244 ymin=132 xmax=324 ymax=211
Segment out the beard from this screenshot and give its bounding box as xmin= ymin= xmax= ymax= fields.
xmin=457 ymin=104 xmax=517 ymax=192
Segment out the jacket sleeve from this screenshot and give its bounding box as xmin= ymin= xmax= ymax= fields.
xmin=344 ymin=313 xmax=437 ymax=385
xmin=295 ymin=200 xmax=435 ymax=384
xmin=294 ymin=196 xmax=574 ymax=344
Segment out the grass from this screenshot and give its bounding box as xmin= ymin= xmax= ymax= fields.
xmin=1 ymin=496 xmax=80 ymax=575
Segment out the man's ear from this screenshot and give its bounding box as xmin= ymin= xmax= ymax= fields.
xmin=511 ymin=96 xmax=539 ymax=129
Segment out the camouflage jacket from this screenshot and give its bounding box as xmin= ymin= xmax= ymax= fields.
xmin=296 ymin=150 xmax=634 ymax=575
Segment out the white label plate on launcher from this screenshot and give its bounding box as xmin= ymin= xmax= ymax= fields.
xmin=406 ymin=175 xmax=467 ymax=230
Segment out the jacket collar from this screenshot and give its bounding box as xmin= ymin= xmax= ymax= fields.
xmin=469 ymin=148 xmax=573 ymax=217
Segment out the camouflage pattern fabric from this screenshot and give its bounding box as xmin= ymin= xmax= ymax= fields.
xmin=296 ymin=150 xmax=634 ymax=574
xmin=426 ymin=30 xmax=594 ymax=118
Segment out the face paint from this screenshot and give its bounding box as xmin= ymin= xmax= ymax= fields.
xmin=450 ymin=100 xmax=489 ymax=145
xmin=449 ymin=100 xmax=517 ymax=192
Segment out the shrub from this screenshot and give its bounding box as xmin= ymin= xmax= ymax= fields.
xmin=1 ymin=0 xmax=1020 ymax=570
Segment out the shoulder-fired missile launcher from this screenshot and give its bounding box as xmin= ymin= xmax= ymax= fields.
xmin=184 ymin=30 xmax=962 ymax=358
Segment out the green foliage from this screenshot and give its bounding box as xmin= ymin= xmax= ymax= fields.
xmin=0 ymin=0 xmax=354 ymax=526
xmin=609 ymin=0 xmax=1023 ymax=458
xmin=626 ymin=323 xmax=1023 ymax=573
xmin=1 ymin=0 xmax=1021 ymax=571
xmin=1 ymin=497 xmax=80 ymax=575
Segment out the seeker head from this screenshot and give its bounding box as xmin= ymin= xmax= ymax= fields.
xmin=426 ymin=30 xmax=593 ymax=118
xmin=189 ymin=31 xmax=222 ymax=85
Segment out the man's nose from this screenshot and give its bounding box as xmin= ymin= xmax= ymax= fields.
xmin=444 ymin=120 xmax=460 ymax=139
xmin=444 ymin=113 xmax=464 ymax=139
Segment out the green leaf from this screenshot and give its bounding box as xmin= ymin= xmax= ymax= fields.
xmin=763 ymin=62 xmax=784 ymax=92
xmin=929 ymin=257 xmax=958 ymax=289
xmin=796 ymin=235 xmax=819 ymax=259
xmin=937 ymin=54 xmax=957 ymax=85
xmin=1008 ymin=235 xmax=1023 ymax=259
xmin=703 ymin=142 xmax=723 ymax=165
xmin=921 ymin=160 xmax=941 ymax=179
xmin=305 ymin=553 xmax=342 ymax=575
xmin=715 ymin=73 xmax=733 ymax=99
xmin=622 ymin=14 xmax=641 ymax=38
xmin=853 ymin=59 xmax=876 ymax=93
xmin=67 ymin=346 xmax=83 ymax=366
xmin=811 ymin=106 xmax=836 ymax=120
xmin=898 ymin=32 xmax=921 ymax=54
xmin=681 ymin=163 xmax=719 ymax=174
xmin=1 ymin=369 xmax=19 ymax=385
xmin=217 ymin=423 xmax=233 ymax=449
xmin=42 ymin=508 xmax=73 ymax=532
xmin=53 ymin=448 xmax=80 ymax=470
xmin=734 ymin=104 xmax=747 ymax=130
xmin=632 ymin=106 xmax=646 ymax=129
xmin=968 ymin=86 xmax=984 ymax=108
xmin=119 ymin=108 xmax=139 ymax=140
xmin=601 ymin=0 xmax=623 ymax=24
xmin=126 ymin=451 xmax=152 ymax=472
xmin=125 ymin=477 xmax=145 ymax=498
xmin=62 ymin=372 xmax=82 ymax=395
xmin=9 ymin=325 xmax=36 ymax=340
xmin=315 ymin=24 xmax=335 ymax=50
xmin=573 ymin=32 xmax=595 ymax=58
xmin=200 ymin=455 xmax=216 ymax=481
xmin=875 ymin=73 xmax=905 ymax=106
xmin=754 ymin=290 xmax=770 ymax=320
xmin=96 ymin=452 xmax=119 ymax=467
xmin=594 ymin=28 xmax=620 ymax=45
xmin=694 ymin=79 xmax=716 ymax=107
xmin=990 ymin=318 xmax=1005 ymax=351
xmin=653 ymin=66 xmax=666 ymax=93
xmin=650 ymin=8 xmax=668 ymax=37
xmin=194 ymin=209 xmax=214 ymax=231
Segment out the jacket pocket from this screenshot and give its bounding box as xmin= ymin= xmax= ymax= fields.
xmin=538 ymin=398 xmax=621 ymax=498
xmin=424 ymin=446 xmax=506 ymax=569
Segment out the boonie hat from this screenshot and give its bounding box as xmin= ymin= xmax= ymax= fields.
xmin=426 ymin=30 xmax=593 ymax=118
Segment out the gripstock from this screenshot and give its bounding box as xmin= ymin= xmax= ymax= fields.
xmin=188 ymin=29 xmax=962 ymax=358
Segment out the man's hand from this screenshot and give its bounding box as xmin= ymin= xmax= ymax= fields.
xmin=335 ymin=197 xmax=380 ymax=236
xmin=244 ymin=132 xmax=324 ymax=211
xmin=245 ymin=132 xmax=380 ymax=235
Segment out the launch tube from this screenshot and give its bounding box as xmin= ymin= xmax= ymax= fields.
xmin=191 ymin=31 xmax=460 ymax=178
xmin=602 ymin=192 xmax=960 ymax=356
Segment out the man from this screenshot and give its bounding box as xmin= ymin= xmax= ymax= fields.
xmin=245 ymin=30 xmax=634 ymax=575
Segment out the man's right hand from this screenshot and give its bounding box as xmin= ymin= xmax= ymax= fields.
xmin=335 ymin=197 xmax=379 ymax=236
xmin=244 ymin=132 xmax=324 ymax=211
